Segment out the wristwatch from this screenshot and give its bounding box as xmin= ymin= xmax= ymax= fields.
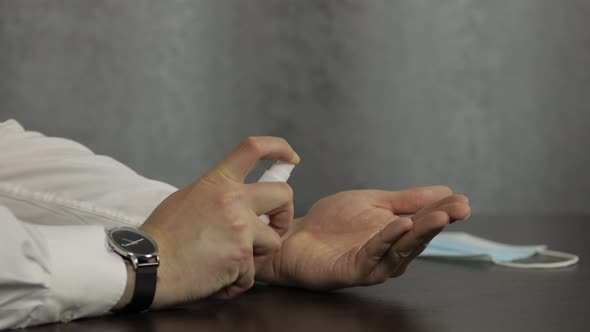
xmin=106 ymin=226 xmax=160 ymax=313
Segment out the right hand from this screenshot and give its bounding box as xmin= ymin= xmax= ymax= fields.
xmin=139 ymin=136 xmax=300 ymax=308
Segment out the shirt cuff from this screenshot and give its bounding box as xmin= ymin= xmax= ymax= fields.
xmin=35 ymin=224 xmax=127 ymax=323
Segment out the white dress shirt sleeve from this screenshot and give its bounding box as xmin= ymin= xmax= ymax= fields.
xmin=0 ymin=207 xmax=126 ymax=329
xmin=0 ymin=119 xmax=177 ymax=226
xmin=0 ymin=119 xmax=178 ymax=329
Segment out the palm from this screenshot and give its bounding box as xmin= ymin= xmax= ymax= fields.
xmin=265 ymin=187 xmax=470 ymax=290
xmin=277 ymin=191 xmax=398 ymax=289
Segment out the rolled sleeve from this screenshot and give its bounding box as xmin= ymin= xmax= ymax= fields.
xmin=37 ymin=224 xmax=127 ymax=324
xmin=0 ymin=207 xmax=126 ymax=329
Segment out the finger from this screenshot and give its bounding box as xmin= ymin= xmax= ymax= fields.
xmin=390 ymin=241 xmax=429 ymax=278
xmin=393 ymin=199 xmax=471 ymax=277
xmin=250 ymin=215 xmax=282 ymax=257
xmin=244 ymin=182 xmax=294 ymax=235
xmin=212 ymin=259 xmax=256 ymax=300
xmin=371 ymin=211 xmax=449 ymax=280
xmin=244 ymin=182 xmax=293 ymax=216
xmin=356 ymin=216 xmax=414 ymax=276
xmin=266 ymin=205 xmax=294 ymax=237
xmin=206 ymin=136 xmax=300 ymax=183
xmin=411 ymin=194 xmax=469 ymax=221
xmin=391 ymin=213 xmax=452 ymax=277
xmin=437 ymin=201 xmax=471 ymax=223
xmin=393 ymin=211 xmax=449 ymax=257
xmin=373 ymin=186 xmax=454 ymax=214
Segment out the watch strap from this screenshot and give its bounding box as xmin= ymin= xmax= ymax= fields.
xmin=119 ymin=265 xmax=158 ymax=313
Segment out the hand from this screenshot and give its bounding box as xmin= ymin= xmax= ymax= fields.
xmin=257 ymin=186 xmax=470 ymax=290
xmin=115 ymin=137 xmax=300 ymax=310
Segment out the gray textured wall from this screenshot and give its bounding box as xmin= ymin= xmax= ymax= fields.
xmin=1 ymin=0 xmax=589 ymax=215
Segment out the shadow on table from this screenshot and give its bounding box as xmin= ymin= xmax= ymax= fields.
xmin=45 ymin=285 xmax=430 ymax=332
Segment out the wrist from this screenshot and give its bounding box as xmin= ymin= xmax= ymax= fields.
xmin=107 ymin=226 xmax=159 ymax=312
xmin=139 ymin=225 xmax=173 ymax=309
xmin=255 ymin=217 xmax=304 ymax=286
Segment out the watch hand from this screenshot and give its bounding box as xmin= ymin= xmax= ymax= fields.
xmin=122 ymin=238 xmax=145 ymax=247
xmin=122 ymin=238 xmax=135 ymax=243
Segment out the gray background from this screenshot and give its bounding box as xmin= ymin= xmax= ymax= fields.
xmin=1 ymin=0 xmax=589 ymax=215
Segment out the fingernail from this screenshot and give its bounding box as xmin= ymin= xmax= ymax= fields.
xmin=398 ymin=250 xmax=412 ymax=258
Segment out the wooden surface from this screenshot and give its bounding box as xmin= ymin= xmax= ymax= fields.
xmin=23 ymin=215 xmax=590 ymax=332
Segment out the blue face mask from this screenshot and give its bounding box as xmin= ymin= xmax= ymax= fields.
xmin=419 ymin=232 xmax=579 ymax=269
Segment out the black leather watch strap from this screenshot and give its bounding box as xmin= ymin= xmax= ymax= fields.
xmin=119 ymin=265 xmax=158 ymax=313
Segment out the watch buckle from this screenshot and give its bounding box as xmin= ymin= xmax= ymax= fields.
xmin=132 ymin=255 xmax=160 ymax=270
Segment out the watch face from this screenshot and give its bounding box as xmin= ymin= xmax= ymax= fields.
xmin=110 ymin=228 xmax=157 ymax=256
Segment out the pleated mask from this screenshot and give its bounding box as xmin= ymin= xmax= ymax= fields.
xmin=420 ymin=232 xmax=579 ymax=269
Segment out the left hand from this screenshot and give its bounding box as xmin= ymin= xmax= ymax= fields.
xmin=256 ymin=186 xmax=470 ymax=290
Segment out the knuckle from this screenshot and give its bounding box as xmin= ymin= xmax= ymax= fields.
xmin=200 ymin=171 xmax=220 ymax=185
xmin=214 ymin=189 xmax=244 ymax=209
xmin=229 ymin=219 xmax=249 ymax=234
xmin=276 ymin=136 xmax=289 ymax=146
xmin=278 ymin=182 xmax=294 ymax=200
xmin=440 ymin=185 xmax=453 ymax=195
xmin=237 ymin=244 xmax=253 ymax=263
xmin=224 ymin=266 xmax=241 ymax=283
xmin=245 ymin=277 xmax=255 ymax=290
xmin=407 ymin=191 xmax=429 ymax=210
xmin=241 ymin=136 xmax=262 ymax=155
xmin=227 ymin=244 xmax=252 ymax=265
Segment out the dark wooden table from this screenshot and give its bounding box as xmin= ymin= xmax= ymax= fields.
xmin=24 ymin=215 xmax=589 ymax=332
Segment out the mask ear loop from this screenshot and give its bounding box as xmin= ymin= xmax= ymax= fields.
xmin=493 ymin=249 xmax=579 ymax=269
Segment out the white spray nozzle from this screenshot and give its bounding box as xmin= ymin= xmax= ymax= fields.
xmin=258 ymin=161 xmax=296 ymax=224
